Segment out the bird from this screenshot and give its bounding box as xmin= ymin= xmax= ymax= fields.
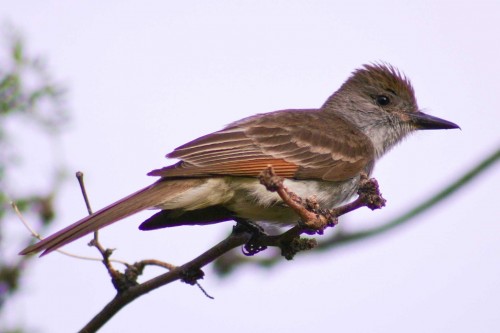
xmin=20 ymin=63 xmax=459 ymax=256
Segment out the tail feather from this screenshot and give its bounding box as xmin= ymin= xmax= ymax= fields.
xmin=20 ymin=180 xmax=189 ymax=256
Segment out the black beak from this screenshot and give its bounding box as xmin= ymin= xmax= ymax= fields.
xmin=409 ymin=111 xmax=460 ymax=130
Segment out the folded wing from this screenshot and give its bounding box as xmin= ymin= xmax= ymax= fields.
xmin=149 ymin=109 xmax=375 ymax=181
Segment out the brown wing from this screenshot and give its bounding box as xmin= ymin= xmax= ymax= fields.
xmin=148 ymin=109 xmax=375 ymax=181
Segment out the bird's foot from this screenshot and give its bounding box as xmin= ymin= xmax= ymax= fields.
xmin=233 ymin=219 xmax=268 ymax=256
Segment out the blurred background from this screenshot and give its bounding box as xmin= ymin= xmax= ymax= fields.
xmin=1 ymin=1 xmax=499 ymax=332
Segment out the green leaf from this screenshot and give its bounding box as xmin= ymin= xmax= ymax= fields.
xmin=12 ymin=40 xmax=23 ymax=64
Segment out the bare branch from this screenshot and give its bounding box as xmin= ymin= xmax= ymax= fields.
xmin=63 ymin=166 xmax=386 ymax=332
xmin=79 ymin=229 xmax=252 ymax=333
xmin=216 ymin=148 xmax=500 ymax=275
xmin=249 ymin=167 xmax=386 ymax=259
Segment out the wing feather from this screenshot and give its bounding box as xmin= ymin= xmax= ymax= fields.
xmin=149 ymin=109 xmax=374 ymax=181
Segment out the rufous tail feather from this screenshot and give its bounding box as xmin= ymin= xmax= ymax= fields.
xmin=20 ymin=180 xmax=184 ymax=256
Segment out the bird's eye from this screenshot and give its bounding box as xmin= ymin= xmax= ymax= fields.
xmin=375 ymin=95 xmax=391 ymax=106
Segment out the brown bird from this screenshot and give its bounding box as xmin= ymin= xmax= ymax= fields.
xmin=20 ymin=63 xmax=459 ymax=256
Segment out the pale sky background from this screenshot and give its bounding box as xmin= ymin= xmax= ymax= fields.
xmin=2 ymin=1 xmax=500 ymax=332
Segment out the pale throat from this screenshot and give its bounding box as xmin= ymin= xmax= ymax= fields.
xmin=362 ymin=123 xmax=407 ymax=159
xmin=346 ymin=111 xmax=410 ymax=159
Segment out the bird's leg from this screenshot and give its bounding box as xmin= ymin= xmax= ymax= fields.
xmin=232 ymin=218 xmax=268 ymax=256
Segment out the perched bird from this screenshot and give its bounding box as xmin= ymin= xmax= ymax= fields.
xmin=20 ymin=63 xmax=459 ymax=256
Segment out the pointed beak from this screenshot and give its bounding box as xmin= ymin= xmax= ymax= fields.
xmin=408 ymin=111 xmax=460 ymax=130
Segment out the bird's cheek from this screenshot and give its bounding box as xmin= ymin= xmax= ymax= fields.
xmin=394 ymin=110 xmax=413 ymax=124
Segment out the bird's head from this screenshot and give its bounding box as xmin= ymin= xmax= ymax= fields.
xmin=323 ymin=63 xmax=459 ymax=158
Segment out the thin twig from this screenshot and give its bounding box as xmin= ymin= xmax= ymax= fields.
xmin=79 ymin=166 xmax=386 ymax=331
xmin=322 ymin=146 xmax=499 ymax=247
xmin=251 ymin=167 xmax=386 ymax=259
xmin=75 ymin=172 xmax=188 ymax=294
xmin=79 ymin=229 xmax=252 ymax=333
xmin=76 ymin=172 xmax=121 ymax=284
xmin=215 ymin=148 xmax=500 ymax=274
xmin=133 ymin=259 xmax=213 ymax=298
xmin=137 ymin=259 xmax=177 ymax=271
xmin=76 ymin=171 xmax=93 ymax=215
xmin=75 ymin=172 xmax=108 ymax=258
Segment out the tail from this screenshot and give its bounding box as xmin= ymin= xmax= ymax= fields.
xmin=20 ymin=180 xmax=186 ymax=256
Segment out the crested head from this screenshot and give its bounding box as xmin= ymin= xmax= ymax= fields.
xmin=344 ymin=63 xmax=417 ymax=110
xmin=322 ymin=63 xmax=458 ymax=159
xmin=324 ymin=63 xmax=419 ymax=118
